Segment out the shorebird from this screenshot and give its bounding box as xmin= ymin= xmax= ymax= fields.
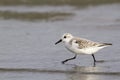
xmin=55 ymin=33 xmax=112 ymax=66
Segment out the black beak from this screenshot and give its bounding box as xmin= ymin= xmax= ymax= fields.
xmin=55 ymin=39 xmax=62 ymax=45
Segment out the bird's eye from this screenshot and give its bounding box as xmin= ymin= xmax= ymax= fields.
xmin=75 ymin=41 xmax=78 ymax=43
xmin=64 ymin=36 xmax=66 ymax=38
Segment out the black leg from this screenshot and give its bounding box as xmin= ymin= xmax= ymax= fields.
xmin=92 ymin=54 xmax=96 ymax=66
xmin=62 ymin=54 xmax=77 ymax=64
xmin=92 ymin=54 xmax=96 ymax=62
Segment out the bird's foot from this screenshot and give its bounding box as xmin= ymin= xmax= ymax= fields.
xmin=61 ymin=60 xmax=67 ymax=64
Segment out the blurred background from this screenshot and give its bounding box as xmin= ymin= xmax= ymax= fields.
xmin=0 ymin=0 xmax=120 ymax=80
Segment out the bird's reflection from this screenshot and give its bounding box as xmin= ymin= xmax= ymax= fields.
xmin=65 ymin=64 xmax=102 ymax=80
xmin=70 ymin=73 xmax=98 ymax=80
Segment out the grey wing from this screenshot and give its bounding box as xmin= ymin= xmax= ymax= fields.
xmin=75 ymin=38 xmax=99 ymax=49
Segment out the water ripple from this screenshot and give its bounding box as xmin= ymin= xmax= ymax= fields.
xmin=0 ymin=68 xmax=120 ymax=75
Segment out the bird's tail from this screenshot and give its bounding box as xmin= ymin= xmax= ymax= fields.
xmin=98 ymin=43 xmax=112 ymax=47
xmin=103 ymin=43 xmax=112 ymax=46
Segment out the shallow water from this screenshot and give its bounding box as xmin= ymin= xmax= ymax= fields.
xmin=0 ymin=4 xmax=120 ymax=80
xmin=0 ymin=6 xmax=74 ymax=13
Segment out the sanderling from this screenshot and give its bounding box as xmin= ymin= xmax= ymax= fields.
xmin=55 ymin=33 xmax=112 ymax=66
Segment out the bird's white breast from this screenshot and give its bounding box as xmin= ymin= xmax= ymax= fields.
xmin=64 ymin=42 xmax=84 ymax=54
